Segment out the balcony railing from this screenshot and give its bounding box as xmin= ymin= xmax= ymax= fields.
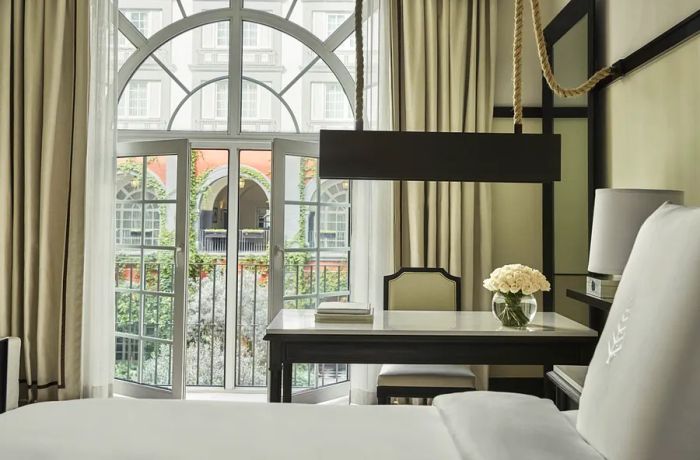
xmin=198 ymin=229 xmax=270 ymax=255
xmin=116 ymin=259 xmax=348 ymax=389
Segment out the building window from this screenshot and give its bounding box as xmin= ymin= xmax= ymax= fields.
xmin=318 ymin=180 xmax=349 ymax=249
xmin=241 ymin=81 xmax=258 ymax=119
xmin=130 ymin=81 xmax=148 ymax=117
xmin=124 ymin=9 xmax=160 ymax=38
xmin=215 ymin=80 xmax=227 ymax=119
xmin=323 ymin=83 xmax=349 ymax=120
xmin=242 ymin=22 xmax=258 ymax=48
xmin=216 ymin=21 xmax=229 ymax=48
xmin=326 ymin=13 xmax=346 ymax=38
xmin=115 ymin=180 xmax=160 ymax=247
xmin=312 ymin=11 xmax=350 ymax=41
xmin=129 ymin=11 xmax=149 ymax=36
xmin=119 ymin=81 xmax=152 ymax=119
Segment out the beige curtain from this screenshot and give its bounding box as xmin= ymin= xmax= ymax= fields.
xmin=0 ymin=0 xmax=89 ymax=402
xmin=393 ymin=0 xmax=497 ymax=389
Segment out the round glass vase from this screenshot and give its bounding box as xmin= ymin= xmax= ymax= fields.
xmin=492 ymin=292 xmax=537 ymax=328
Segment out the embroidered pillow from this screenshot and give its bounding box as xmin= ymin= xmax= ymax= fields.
xmin=577 ymin=204 xmax=700 ymax=460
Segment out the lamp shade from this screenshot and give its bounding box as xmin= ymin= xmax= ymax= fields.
xmin=588 ymin=188 xmax=684 ymax=275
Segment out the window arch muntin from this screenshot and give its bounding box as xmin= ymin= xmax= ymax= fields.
xmin=117 ymin=5 xmax=357 ymax=135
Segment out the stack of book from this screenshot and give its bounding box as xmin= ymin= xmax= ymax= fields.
xmin=315 ymin=302 xmax=373 ymax=324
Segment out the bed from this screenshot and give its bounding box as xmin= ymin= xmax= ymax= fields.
xmin=2 ymin=204 xmax=699 ymax=460
xmin=0 ymin=392 xmax=602 ymax=460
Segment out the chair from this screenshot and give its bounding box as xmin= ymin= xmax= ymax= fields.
xmin=0 ymin=337 xmax=21 ymax=413
xmin=376 ymin=268 xmax=476 ymax=405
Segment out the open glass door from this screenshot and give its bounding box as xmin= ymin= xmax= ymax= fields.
xmin=114 ymin=139 xmax=190 ymax=398
xmin=271 ymin=139 xmax=351 ymax=403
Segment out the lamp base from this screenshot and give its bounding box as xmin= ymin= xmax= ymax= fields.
xmin=586 ymin=276 xmax=620 ymax=300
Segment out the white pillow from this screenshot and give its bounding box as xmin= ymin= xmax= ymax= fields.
xmin=577 ymin=204 xmax=700 ymax=460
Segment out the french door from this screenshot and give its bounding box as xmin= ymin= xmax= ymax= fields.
xmin=114 ymin=139 xmax=190 ymax=398
xmin=271 ymin=139 xmax=351 ymax=403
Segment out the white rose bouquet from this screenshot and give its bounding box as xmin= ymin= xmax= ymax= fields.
xmin=483 ymin=264 xmax=550 ymax=327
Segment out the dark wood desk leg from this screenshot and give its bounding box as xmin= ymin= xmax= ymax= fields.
xmin=282 ymin=362 xmax=293 ymax=403
xmin=268 ymin=341 xmax=282 ymax=403
xmin=589 ymin=308 xmax=606 ymax=338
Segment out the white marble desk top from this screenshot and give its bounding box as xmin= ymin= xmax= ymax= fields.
xmin=266 ymin=310 xmax=597 ymax=337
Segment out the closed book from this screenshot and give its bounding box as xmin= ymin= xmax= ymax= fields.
xmin=315 ymin=309 xmax=374 ymax=324
xmin=317 ymin=301 xmax=371 ymax=315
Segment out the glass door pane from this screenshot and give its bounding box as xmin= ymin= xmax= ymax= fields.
xmin=114 ymin=139 xmax=189 ymax=399
xmin=235 ymin=150 xmax=273 ymax=388
xmin=271 ymin=139 xmax=350 ymax=402
xmin=186 ymin=149 xmax=230 ymax=388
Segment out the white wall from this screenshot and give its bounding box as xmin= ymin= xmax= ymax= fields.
xmin=600 ymin=1 xmax=700 ymax=205
xmin=599 ymin=0 xmax=700 ymax=65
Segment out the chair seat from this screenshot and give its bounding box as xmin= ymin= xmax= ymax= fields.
xmin=377 ymin=364 xmax=476 ymax=388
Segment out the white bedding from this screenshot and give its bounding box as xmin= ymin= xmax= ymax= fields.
xmin=0 ymin=398 xmax=461 ymax=460
xmin=0 ymin=392 xmax=603 ymax=460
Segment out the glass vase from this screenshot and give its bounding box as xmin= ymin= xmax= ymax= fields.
xmin=492 ymin=292 xmax=537 ymax=327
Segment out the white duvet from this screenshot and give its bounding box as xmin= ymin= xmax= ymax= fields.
xmin=0 ymin=392 xmax=602 ymax=460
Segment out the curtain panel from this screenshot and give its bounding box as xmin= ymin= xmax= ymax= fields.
xmin=0 ymin=0 xmax=90 ymax=402
xmin=397 ymin=0 xmax=496 ymax=307
xmin=395 ymin=0 xmax=497 ymax=389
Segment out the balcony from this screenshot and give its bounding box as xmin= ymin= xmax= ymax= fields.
xmin=187 ymin=261 xmax=349 ymax=389
xmin=116 ymin=259 xmax=349 ymax=390
xmin=198 ymin=229 xmax=270 ymax=255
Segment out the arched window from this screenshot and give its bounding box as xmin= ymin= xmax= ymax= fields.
xmin=115 ymin=180 xmax=161 ymax=247
xmin=318 ymin=180 xmax=350 ymax=249
xmin=117 ymin=1 xmax=358 ymax=134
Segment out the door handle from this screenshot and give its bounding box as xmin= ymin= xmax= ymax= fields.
xmin=175 ymin=244 xmax=185 ymax=268
xmin=273 ymin=245 xmax=284 ymax=269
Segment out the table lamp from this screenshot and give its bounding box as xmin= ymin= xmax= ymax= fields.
xmin=587 ymin=188 xmax=684 ymax=299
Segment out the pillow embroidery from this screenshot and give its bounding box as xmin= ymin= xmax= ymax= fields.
xmin=606 ymin=308 xmax=631 ymax=365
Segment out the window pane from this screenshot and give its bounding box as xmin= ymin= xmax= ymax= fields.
xmin=284 ymin=155 xmax=318 ymax=202
xmin=284 ymin=205 xmax=317 ymax=249
xmin=319 ymin=252 xmax=349 ymax=294
xmin=118 ymin=58 xmax=186 ymax=130
xmin=241 ymin=22 xmax=353 ymax=133
xmin=118 ymin=31 xmax=136 ymax=70
xmin=118 ymin=21 xmax=229 ymax=131
xmin=243 ymin=1 xmax=355 ymax=42
xmin=118 ymin=1 xmax=204 ymax=40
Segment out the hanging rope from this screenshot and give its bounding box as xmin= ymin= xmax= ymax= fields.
xmin=513 ymin=0 xmax=613 ymax=127
xmin=512 ymin=0 xmax=524 ymax=126
xmin=355 ymin=0 xmax=364 ymax=131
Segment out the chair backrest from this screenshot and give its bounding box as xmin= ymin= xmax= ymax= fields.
xmin=384 ymin=268 xmax=461 ymax=311
xmin=0 ymin=337 xmax=20 ymax=413
xmin=577 ymin=204 xmax=700 ymax=460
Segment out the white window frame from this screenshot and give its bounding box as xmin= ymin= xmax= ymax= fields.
xmin=117 ymin=1 xmax=360 ymax=138
xmin=115 ymin=0 xmax=370 ymax=399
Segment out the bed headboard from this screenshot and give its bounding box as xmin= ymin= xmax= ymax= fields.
xmin=0 ymin=337 xmax=20 ymax=413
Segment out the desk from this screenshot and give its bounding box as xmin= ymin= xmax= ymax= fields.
xmin=264 ymin=310 xmax=597 ymax=403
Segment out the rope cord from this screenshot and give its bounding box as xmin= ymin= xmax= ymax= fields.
xmin=512 ymin=0 xmax=524 ymax=126
xmin=513 ymin=0 xmax=613 ymax=126
xmin=355 ymin=0 xmax=364 ymax=131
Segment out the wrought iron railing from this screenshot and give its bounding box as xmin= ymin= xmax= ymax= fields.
xmin=116 ymin=259 xmax=348 ymax=389
xmin=198 ymin=229 xmax=270 ymax=254
xmin=186 ymin=261 xmax=227 ymax=387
